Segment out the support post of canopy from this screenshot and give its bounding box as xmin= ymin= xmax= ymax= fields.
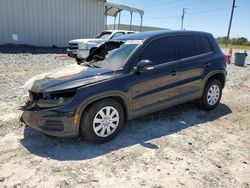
xmin=118 ymin=9 xmax=121 ymax=30
xmin=113 ymin=15 xmax=116 ymax=30
xmin=104 ymin=6 xmax=108 ymax=30
xmin=105 ymin=15 xmax=107 ymax=30
xmin=129 ymin=11 xmax=133 ymax=31
xmin=140 ymin=14 xmax=143 ymax=32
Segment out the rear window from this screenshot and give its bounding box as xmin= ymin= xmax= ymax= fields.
xmin=111 ymin=32 xmax=125 ymax=39
xmin=176 ymin=35 xmax=199 ymax=58
xmin=197 ymin=36 xmax=213 ymax=54
xmin=95 ymin=32 xmax=112 ymax=39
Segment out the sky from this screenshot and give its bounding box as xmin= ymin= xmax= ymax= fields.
xmin=107 ymin=0 xmax=250 ymax=39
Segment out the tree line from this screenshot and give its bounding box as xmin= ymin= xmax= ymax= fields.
xmin=216 ymin=36 xmax=250 ymax=46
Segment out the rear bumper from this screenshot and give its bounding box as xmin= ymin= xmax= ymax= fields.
xmin=20 ymin=109 xmax=78 ymax=137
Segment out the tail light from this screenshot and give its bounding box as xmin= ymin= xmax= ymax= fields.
xmin=224 ymin=54 xmax=231 ymax=64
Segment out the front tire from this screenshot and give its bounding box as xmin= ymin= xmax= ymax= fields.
xmin=80 ymin=99 xmax=124 ymax=143
xmin=199 ymin=79 xmax=222 ymax=110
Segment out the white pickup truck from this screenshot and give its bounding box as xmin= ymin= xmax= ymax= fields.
xmin=67 ymin=30 xmax=136 ymax=63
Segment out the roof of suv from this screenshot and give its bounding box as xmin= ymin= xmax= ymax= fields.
xmin=117 ymin=30 xmax=213 ymax=41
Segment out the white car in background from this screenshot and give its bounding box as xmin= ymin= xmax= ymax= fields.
xmin=67 ymin=30 xmax=137 ymax=63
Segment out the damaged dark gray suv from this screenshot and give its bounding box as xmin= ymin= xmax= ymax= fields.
xmin=20 ymin=30 xmax=227 ymax=143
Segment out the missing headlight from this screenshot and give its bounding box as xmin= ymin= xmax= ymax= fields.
xmin=46 ymin=89 xmax=77 ymax=100
xmin=37 ymin=89 xmax=77 ymax=108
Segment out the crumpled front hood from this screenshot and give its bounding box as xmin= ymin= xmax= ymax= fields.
xmin=23 ymin=64 xmax=114 ymax=93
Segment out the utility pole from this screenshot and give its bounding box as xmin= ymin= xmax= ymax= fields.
xmin=181 ymin=8 xmax=186 ymax=30
xmin=226 ymin=0 xmax=236 ymax=46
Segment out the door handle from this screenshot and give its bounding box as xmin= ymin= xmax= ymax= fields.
xmin=171 ymin=70 xmax=177 ymax=76
xmin=205 ymin=62 xmax=211 ymax=67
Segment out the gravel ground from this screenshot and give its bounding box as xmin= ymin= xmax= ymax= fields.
xmin=0 ymin=45 xmax=249 ymax=188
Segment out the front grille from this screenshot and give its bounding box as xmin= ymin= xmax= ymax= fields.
xmin=68 ymin=43 xmax=78 ymax=50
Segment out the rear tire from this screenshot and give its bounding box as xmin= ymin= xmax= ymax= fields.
xmin=80 ymin=99 xmax=124 ymax=143
xmin=198 ymin=79 xmax=222 ymax=111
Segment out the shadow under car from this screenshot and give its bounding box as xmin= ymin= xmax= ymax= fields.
xmin=21 ymin=102 xmax=232 ymax=161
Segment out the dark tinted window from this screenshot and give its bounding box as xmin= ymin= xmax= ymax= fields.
xmin=197 ymin=36 xmax=213 ymax=54
xmin=176 ymin=35 xmax=199 ymax=58
xmin=141 ymin=37 xmax=176 ymax=65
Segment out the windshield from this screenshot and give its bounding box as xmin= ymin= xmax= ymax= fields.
xmin=95 ymin=32 xmax=112 ymax=39
xmin=84 ymin=40 xmax=142 ymax=70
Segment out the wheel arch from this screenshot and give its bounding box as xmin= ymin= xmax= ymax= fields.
xmin=203 ymin=71 xmax=226 ymax=90
xmin=76 ymin=92 xmax=132 ymax=129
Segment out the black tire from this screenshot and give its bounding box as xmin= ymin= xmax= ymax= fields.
xmin=198 ymin=79 xmax=222 ymax=111
xmin=80 ymin=99 xmax=125 ymax=143
xmin=75 ymin=58 xmax=84 ymax=65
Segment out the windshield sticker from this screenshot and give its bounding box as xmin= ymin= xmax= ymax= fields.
xmin=125 ymin=40 xmax=143 ymax=45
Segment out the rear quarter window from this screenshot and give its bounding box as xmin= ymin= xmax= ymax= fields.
xmin=197 ymin=36 xmax=213 ymax=54
xmin=176 ymin=35 xmax=199 ymax=58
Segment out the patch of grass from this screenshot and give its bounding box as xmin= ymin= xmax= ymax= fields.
xmin=220 ymin=44 xmax=250 ymax=50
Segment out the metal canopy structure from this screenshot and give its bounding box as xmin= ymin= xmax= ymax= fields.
xmin=104 ymin=2 xmax=144 ymax=31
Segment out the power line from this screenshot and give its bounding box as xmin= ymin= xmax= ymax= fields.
xmin=143 ymin=0 xmax=184 ymax=9
xmin=148 ymin=7 xmax=232 ymax=20
xmin=236 ymin=5 xmax=250 ymax=8
xmin=147 ymin=0 xmax=209 ymax=13
xmin=145 ymin=0 xmax=249 ymax=12
xmin=187 ymin=7 xmax=231 ymax=15
xmin=119 ymin=4 xmax=248 ymax=21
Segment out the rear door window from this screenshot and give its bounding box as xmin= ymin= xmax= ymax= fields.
xmin=197 ymin=36 xmax=213 ymax=54
xmin=140 ymin=37 xmax=176 ymax=65
xmin=176 ymin=35 xmax=199 ymax=58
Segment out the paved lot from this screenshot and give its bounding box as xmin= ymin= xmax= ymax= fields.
xmin=0 ymin=46 xmax=249 ymax=187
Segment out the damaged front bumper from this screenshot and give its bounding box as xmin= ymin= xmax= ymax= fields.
xmin=20 ymin=91 xmax=79 ymax=137
xmin=20 ymin=110 xmax=78 ymax=137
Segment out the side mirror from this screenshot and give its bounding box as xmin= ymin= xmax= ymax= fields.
xmin=134 ymin=60 xmax=154 ymax=72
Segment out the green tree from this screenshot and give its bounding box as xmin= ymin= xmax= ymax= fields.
xmin=217 ymin=36 xmax=249 ymax=46
xmin=238 ymin=37 xmax=248 ymax=45
xmin=217 ymin=36 xmax=228 ymax=44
